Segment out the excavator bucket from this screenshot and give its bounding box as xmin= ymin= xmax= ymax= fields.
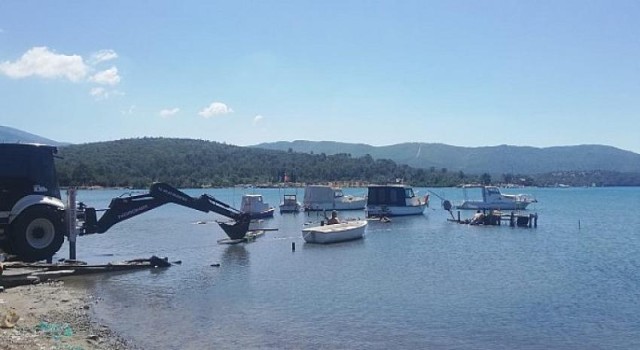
xmin=217 ymin=216 xmax=251 ymax=240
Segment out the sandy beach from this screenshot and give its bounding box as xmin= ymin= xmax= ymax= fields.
xmin=0 ymin=280 xmax=135 ymax=350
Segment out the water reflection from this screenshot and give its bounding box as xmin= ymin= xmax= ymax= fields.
xmin=301 ymin=237 xmax=366 ymax=250
xmin=221 ymin=244 xmax=250 ymax=267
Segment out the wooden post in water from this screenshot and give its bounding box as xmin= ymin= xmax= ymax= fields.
xmin=528 ymin=214 xmax=533 ymax=228
xmin=457 ymin=211 xmax=461 ymax=223
xmin=291 ymin=242 xmax=295 ymax=252
xmin=510 ymin=212 xmax=515 ymax=227
xmin=534 ymin=213 xmax=538 ymax=228
xmin=66 ymin=188 xmax=77 ymax=260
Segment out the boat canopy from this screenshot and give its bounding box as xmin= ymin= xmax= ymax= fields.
xmin=367 ymin=185 xmax=414 ymax=206
xmin=241 ymin=194 xmax=266 ymax=212
xmin=303 ymin=185 xmax=337 ymax=204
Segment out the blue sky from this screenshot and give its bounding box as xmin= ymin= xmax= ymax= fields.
xmin=1 ymin=1 xmax=639 ymax=153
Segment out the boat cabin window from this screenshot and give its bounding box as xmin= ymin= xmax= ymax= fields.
xmin=334 ymin=190 xmax=344 ymax=198
xmin=486 ymin=187 xmax=500 ymax=196
xmin=404 ymin=188 xmax=415 ymax=198
xmin=389 ymin=189 xmax=399 ymax=203
xmin=243 ymin=196 xmax=262 ymax=205
xmin=367 ymin=186 xmax=407 ymax=206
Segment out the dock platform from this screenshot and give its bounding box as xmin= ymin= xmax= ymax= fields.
xmin=448 ymin=210 xmax=538 ymax=228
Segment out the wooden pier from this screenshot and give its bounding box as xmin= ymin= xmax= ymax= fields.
xmin=448 ymin=210 xmax=538 ymax=228
xmin=0 ymin=256 xmax=172 ymax=289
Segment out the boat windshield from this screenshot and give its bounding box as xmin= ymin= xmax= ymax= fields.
xmin=243 ymin=196 xmax=262 ymax=204
xmin=486 ymin=187 xmax=501 ymax=196
xmin=334 ymin=190 xmax=344 ymax=198
xmin=404 ymin=188 xmax=415 ymax=198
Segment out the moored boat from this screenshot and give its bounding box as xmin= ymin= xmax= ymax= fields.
xmin=240 ymin=194 xmax=275 ymax=219
xmin=455 ymin=185 xmax=537 ymax=210
xmin=302 ymin=220 xmax=367 ymax=244
xmin=365 ymin=184 xmax=428 ymax=217
xmin=302 ymin=185 xmax=366 ymax=211
xmin=279 ymin=194 xmax=301 ymax=213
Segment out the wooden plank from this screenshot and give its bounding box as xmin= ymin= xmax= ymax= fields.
xmin=31 ymin=270 xmax=76 ymax=281
xmin=0 ymin=275 xmax=40 ymax=288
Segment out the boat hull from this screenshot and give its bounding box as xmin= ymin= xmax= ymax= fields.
xmin=246 ymin=208 xmax=275 ymax=219
xmin=302 ymin=220 xmax=367 ymax=244
xmin=303 ymin=201 xmax=366 ymax=211
xmin=279 ymin=204 xmax=301 ymax=213
xmin=366 ymin=204 xmax=426 ymax=217
xmin=456 ymin=201 xmax=530 ymax=211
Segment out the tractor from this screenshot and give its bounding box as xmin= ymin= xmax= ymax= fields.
xmin=0 ymin=143 xmax=250 ymax=262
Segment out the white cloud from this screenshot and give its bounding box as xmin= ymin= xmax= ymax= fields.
xmin=253 ymin=115 xmax=264 ymax=125
xmin=198 ymin=102 xmax=233 ymax=118
xmin=89 ymin=87 xmax=124 ymax=100
xmin=121 ymin=105 xmax=136 ymax=115
xmin=90 ymin=49 xmax=118 ymax=64
xmin=159 ymin=108 xmax=180 ymax=118
xmin=89 ymin=87 xmax=108 ymax=100
xmin=90 ymin=66 xmax=120 ymax=85
xmin=0 ymin=46 xmax=88 ymax=81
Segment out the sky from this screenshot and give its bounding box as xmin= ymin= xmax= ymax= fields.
xmin=0 ymin=1 xmax=639 ymax=153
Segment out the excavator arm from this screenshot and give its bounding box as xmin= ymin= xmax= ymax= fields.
xmin=80 ymin=183 xmax=251 ymax=240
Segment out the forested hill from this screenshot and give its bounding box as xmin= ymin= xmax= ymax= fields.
xmin=53 ymin=138 xmax=640 ymax=188
xmin=55 ymin=138 xmax=472 ymax=188
xmin=253 ymin=141 xmax=640 ymax=174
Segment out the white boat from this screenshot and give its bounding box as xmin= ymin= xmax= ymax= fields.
xmin=302 ymin=220 xmax=367 ymax=244
xmin=365 ymin=184 xmax=428 ymax=217
xmin=455 ymin=185 xmax=537 ymax=210
xmin=279 ymin=194 xmax=301 ymax=213
xmin=302 ymin=185 xmax=366 ymax=211
xmin=240 ymin=194 xmax=275 ymax=219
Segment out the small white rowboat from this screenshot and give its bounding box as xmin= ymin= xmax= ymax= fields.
xmin=302 ymin=220 xmax=367 ymax=244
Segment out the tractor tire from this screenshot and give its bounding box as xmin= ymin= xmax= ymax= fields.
xmin=10 ymin=206 xmax=65 ymax=262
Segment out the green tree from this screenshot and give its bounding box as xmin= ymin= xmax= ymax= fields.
xmin=480 ymin=173 xmax=492 ymax=185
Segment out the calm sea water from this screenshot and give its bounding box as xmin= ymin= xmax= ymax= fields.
xmin=58 ymin=187 xmax=640 ymax=350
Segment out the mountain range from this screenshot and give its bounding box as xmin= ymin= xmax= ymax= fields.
xmin=2 ymin=125 xmax=639 ymax=175
xmin=0 ymin=126 xmax=68 ymax=146
xmin=253 ymin=141 xmax=640 ymax=175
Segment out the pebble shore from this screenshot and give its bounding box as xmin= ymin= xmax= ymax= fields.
xmin=0 ymin=281 xmax=136 ymax=350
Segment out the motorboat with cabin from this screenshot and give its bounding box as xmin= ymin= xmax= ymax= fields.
xmin=302 ymin=185 xmax=366 ymax=211
xmin=302 ymin=220 xmax=367 ymax=244
xmin=240 ymin=194 xmax=275 ymax=219
xmin=365 ymin=184 xmax=428 ymax=217
xmin=279 ymin=194 xmax=301 ymax=213
xmin=455 ymin=185 xmax=537 ymax=210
